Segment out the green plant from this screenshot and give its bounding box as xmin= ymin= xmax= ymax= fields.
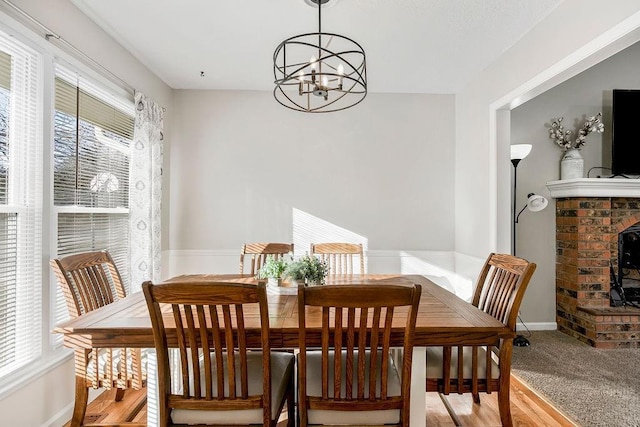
xmin=284 ymin=254 xmax=329 ymax=284
xmin=256 ymin=255 xmax=289 ymax=279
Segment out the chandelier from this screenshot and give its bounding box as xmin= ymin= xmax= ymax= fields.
xmin=273 ymin=0 xmax=367 ymax=113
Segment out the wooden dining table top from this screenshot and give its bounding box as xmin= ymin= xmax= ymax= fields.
xmin=53 ymin=274 xmax=512 ymax=350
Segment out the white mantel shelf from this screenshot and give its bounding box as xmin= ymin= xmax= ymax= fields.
xmin=546 ymin=178 xmax=640 ymax=198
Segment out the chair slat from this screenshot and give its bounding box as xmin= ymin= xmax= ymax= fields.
xmin=358 ymin=307 xmax=367 ymax=400
xmin=369 ymin=307 xmax=381 ymax=401
xmin=208 ymin=305 xmax=225 ymax=399
xmin=457 ymin=346 xmax=464 ymax=395
xmin=236 ymin=304 xmax=249 ymax=398
xmin=196 ymin=305 xmax=212 ymax=400
xmin=322 ymin=306 xmax=330 ymax=400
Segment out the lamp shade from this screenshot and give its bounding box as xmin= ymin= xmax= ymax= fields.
xmin=526 ymin=193 xmax=548 ymax=212
xmin=510 ymin=144 xmax=532 ymax=161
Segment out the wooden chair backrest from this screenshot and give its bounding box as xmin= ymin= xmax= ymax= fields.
xmin=143 ymin=280 xmax=273 ymax=426
xmin=297 ymin=283 xmax=421 ymax=427
xmin=472 ymin=253 xmax=537 ymax=331
xmin=426 ymin=253 xmax=537 ymax=423
xmin=310 ymin=243 xmax=365 ymax=275
xmin=239 ymin=242 xmax=293 ymax=275
xmin=50 ymin=250 xmax=126 ymax=318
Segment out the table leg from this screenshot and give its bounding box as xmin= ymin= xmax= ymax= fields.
xmin=498 ymin=343 xmax=514 ymax=427
xmin=70 ymin=375 xmax=88 ymax=427
xmin=411 ymin=347 xmax=427 ymax=427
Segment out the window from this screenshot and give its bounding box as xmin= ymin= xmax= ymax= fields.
xmin=52 ymin=66 xmax=134 ymax=328
xmin=0 ymin=32 xmax=42 ymax=378
xmin=0 ymin=25 xmax=136 ymax=388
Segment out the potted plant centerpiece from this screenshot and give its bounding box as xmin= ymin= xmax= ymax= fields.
xmin=284 ymin=254 xmax=329 ymax=286
xmin=256 ymin=255 xmax=290 ymax=287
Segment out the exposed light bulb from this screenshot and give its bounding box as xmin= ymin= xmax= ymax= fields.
xmin=337 ymin=63 xmax=344 ymax=88
xmin=298 ymin=70 xmax=305 ymax=82
xmin=322 ymin=75 xmax=328 ymax=87
xmin=310 ymin=55 xmax=317 ymax=70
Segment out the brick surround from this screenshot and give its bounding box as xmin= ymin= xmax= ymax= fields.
xmin=556 ymin=197 xmax=640 ymax=348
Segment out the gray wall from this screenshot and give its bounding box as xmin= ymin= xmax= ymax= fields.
xmin=512 ymin=41 xmax=640 ymax=324
xmin=169 ymin=90 xmax=456 ymax=252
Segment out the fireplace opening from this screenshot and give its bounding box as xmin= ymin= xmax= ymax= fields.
xmin=616 ymin=223 xmax=640 ymax=306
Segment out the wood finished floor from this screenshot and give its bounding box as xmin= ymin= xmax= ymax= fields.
xmin=65 ymin=375 xmax=579 ymax=427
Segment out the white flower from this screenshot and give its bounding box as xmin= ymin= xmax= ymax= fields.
xmin=548 ymin=112 xmax=603 ymax=151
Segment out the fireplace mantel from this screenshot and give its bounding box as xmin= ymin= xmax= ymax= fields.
xmin=547 ymin=178 xmax=640 ymax=198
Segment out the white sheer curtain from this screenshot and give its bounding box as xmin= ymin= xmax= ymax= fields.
xmin=129 ymin=92 xmax=164 ymax=292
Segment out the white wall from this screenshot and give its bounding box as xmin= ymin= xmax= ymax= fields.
xmin=455 ymin=0 xmax=640 ymax=327
xmin=0 ymin=1 xmax=172 ymax=426
xmin=169 ymin=90 xmax=455 ymax=253
xmin=512 ymin=41 xmax=640 ymax=324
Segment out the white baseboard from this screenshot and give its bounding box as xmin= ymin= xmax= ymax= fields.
xmin=517 ymin=322 xmax=557 ymax=331
xmin=43 ymin=403 xmax=73 ymax=427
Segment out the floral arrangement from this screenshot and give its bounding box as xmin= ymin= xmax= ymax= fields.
xmin=256 ymin=255 xmax=289 ymax=280
xmin=548 ymin=113 xmax=604 ymax=151
xmin=284 ymin=254 xmax=329 ymax=285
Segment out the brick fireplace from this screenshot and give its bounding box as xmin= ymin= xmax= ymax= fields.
xmin=549 ymin=179 xmax=640 ymax=348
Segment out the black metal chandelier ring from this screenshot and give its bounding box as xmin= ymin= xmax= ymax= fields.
xmin=272 ymin=0 xmax=367 ymax=113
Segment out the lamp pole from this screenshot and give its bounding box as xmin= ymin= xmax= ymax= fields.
xmin=511 ymin=158 xmax=521 ymax=257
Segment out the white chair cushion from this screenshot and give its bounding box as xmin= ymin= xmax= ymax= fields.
xmin=301 ymin=350 xmax=402 ymax=425
xmin=171 ymin=351 xmax=294 ymax=425
xmin=426 ymin=346 xmax=500 ymax=380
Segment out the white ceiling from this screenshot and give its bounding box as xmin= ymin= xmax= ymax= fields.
xmin=71 ymin=0 xmax=563 ymax=94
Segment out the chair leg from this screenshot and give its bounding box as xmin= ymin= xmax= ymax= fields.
xmin=472 ymin=392 xmax=481 ymax=404
xmin=286 ymin=372 xmax=295 ymax=427
xmin=498 ymin=389 xmax=512 ymax=427
xmin=70 ymin=376 xmax=89 ymax=427
xmin=114 ymin=387 xmax=126 ymax=402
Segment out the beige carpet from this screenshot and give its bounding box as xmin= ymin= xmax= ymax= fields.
xmin=511 ymin=331 xmax=640 ymax=427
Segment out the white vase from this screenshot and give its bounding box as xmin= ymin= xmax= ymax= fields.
xmin=560 ymin=148 xmax=584 ymax=180
xmin=267 ymin=277 xmax=282 ymax=287
xmin=287 ymin=278 xmax=302 ymax=287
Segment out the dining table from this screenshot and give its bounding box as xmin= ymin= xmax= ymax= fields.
xmin=54 ymin=274 xmax=513 ymax=427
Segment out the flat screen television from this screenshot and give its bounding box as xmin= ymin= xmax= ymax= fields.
xmin=612 ymin=89 xmax=640 ymax=176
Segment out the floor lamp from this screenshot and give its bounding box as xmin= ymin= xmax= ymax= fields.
xmin=510 ymin=144 xmax=549 ymax=346
xmin=510 ymin=144 xmax=532 ymax=256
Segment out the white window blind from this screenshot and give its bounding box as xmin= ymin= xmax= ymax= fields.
xmin=53 ymin=65 xmax=133 ymax=330
xmin=0 ymin=32 xmax=42 ymax=378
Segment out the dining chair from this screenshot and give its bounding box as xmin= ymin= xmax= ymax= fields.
xmin=425 ymin=252 xmax=536 ymax=427
xmin=239 ymin=242 xmax=293 ymax=275
xmin=310 ymin=242 xmax=365 ymax=275
xmin=143 ymin=280 xmax=295 ymax=427
xmin=297 ymin=283 xmax=422 ymax=427
xmin=50 ymin=250 xmax=145 ymax=427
